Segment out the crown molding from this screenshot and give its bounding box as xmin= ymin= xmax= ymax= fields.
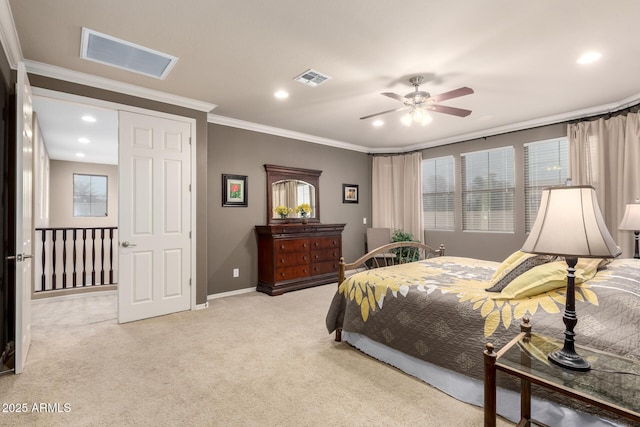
xmin=398 ymin=92 xmax=640 ymax=152
xmin=25 ymin=60 xmax=217 ymax=113
xmin=211 ymin=92 xmax=640 ymax=154
xmin=208 ymin=113 xmax=370 ymax=153
xmin=0 ymin=0 xmax=23 ymax=68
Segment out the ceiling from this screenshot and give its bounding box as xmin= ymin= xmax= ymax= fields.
xmin=8 ymin=0 xmax=640 ymax=161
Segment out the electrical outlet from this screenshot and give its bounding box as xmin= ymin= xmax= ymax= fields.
xmin=233 ymin=268 xmax=239 ymax=278
xmin=363 ymin=217 xmax=367 ymax=225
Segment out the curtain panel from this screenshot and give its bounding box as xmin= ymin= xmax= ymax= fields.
xmin=371 ymin=152 xmax=424 ymax=243
xmin=568 ymin=112 xmax=640 ymax=258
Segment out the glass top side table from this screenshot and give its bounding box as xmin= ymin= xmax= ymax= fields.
xmin=483 ymin=318 xmax=640 ymax=427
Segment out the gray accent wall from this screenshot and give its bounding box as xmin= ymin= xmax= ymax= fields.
xmin=26 ymin=74 xmax=568 ymax=299
xmin=420 ymin=123 xmax=567 ymax=262
xmin=207 ymin=124 xmax=371 ymax=295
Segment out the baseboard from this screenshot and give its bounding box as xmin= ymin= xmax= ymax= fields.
xmin=32 ymin=288 xmax=117 ymax=302
xmin=207 ymin=287 xmax=256 ymax=300
xmin=194 ymin=302 xmax=209 ymax=310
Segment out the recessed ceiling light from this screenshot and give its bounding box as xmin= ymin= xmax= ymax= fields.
xmin=82 ymin=115 xmax=96 ymax=122
xmin=274 ymin=90 xmax=289 ymax=99
xmin=577 ymin=51 xmax=602 ymax=65
xmin=78 ymin=137 xmax=90 ymax=143
xmin=76 ymin=153 xmax=85 ymax=157
xmin=372 ymin=120 xmax=384 ymax=127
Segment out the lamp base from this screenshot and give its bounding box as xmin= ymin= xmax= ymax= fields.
xmin=548 ymin=349 xmax=591 ymax=371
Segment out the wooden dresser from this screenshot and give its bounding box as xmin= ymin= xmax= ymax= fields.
xmin=255 ymin=223 xmax=345 ymax=295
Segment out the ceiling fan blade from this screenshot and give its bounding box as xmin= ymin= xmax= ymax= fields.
xmin=428 ymin=87 xmax=474 ymax=103
xmin=360 ymin=106 xmax=408 ymax=120
xmin=428 ymin=104 xmax=472 ymax=117
xmin=381 ymin=92 xmax=407 ymax=103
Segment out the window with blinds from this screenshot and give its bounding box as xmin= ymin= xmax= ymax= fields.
xmin=461 ymin=147 xmax=515 ymax=232
xmin=422 ymin=156 xmax=455 ymax=230
xmin=524 ymin=138 xmax=569 ymax=232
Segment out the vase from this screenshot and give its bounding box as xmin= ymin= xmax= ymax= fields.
xmin=301 ymin=216 xmax=308 ymax=224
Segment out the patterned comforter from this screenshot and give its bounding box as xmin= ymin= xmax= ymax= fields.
xmin=326 ymin=256 xmax=640 ymax=420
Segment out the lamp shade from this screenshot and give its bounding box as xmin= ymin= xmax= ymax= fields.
xmin=522 ymin=185 xmax=621 ymax=258
xmin=618 ymin=201 xmax=640 ymax=231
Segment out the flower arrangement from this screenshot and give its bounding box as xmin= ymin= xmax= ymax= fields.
xmin=274 ymin=205 xmax=292 ymax=218
xmin=296 ymin=203 xmax=311 ymax=217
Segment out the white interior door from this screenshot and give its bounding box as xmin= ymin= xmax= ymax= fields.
xmin=14 ymin=62 xmax=34 ymax=373
xmin=118 ymin=111 xmax=192 ymax=323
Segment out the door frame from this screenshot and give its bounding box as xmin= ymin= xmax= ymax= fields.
xmin=29 ymin=87 xmax=198 ymax=311
xmin=14 ymin=62 xmax=33 ymax=374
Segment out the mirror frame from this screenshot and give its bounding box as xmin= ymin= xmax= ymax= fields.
xmin=265 ymin=164 xmax=321 ymax=224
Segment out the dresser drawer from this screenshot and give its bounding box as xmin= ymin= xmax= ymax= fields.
xmin=311 ymin=261 xmax=339 ymax=276
xmin=311 ymin=237 xmax=340 ymax=250
xmin=311 ymin=248 xmax=340 ymax=262
xmin=276 ymin=265 xmax=311 ymax=281
xmin=255 ymin=223 xmax=345 ymax=295
xmin=275 ymin=239 xmax=310 ymax=254
xmin=276 ymin=252 xmax=310 ymax=267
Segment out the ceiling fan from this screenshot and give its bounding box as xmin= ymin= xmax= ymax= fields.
xmin=361 ymin=76 xmax=474 ymax=125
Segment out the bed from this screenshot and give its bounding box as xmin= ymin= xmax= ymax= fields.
xmin=325 ymin=243 xmax=640 ymax=426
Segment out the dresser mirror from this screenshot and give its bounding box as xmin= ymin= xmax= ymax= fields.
xmin=265 ymin=164 xmax=321 ymax=224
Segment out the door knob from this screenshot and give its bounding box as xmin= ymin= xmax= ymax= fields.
xmin=121 ymin=241 xmax=137 ymax=248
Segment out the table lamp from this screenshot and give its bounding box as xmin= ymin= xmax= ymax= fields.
xmin=521 ymin=185 xmax=621 ymax=371
xmin=618 ymin=199 xmax=640 ymax=259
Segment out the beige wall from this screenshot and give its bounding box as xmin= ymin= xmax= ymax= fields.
xmin=33 ymin=113 xmax=50 ymax=229
xmin=420 ymin=123 xmax=567 ymax=262
xmin=48 ymin=160 xmax=118 ymax=228
xmin=207 ymin=124 xmax=371 ymax=295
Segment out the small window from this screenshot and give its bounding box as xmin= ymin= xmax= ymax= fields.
xmin=73 ymin=174 xmax=108 ymax=217
xmin=524 ymin=138 xmax=569 ymax=232
xmin=422 ymin=156 xmax=455 ymax=230
xmin=461 ymin=147 xmax=515 ymax=232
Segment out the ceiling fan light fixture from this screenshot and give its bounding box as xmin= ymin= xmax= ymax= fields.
xmin=401 ymin=107 xmax=433 ymax=126
xmin=420 ymin=114 xmax=433 ymax=126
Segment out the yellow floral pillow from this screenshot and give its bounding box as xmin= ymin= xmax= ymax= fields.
xmin=486 ymin=251 xmax=555 ymax=292
xmin=495 ymin=258 xmax=605 ymax=299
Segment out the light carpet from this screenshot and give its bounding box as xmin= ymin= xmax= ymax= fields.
xmin=0 ymin=284 xmax=513 ymax=426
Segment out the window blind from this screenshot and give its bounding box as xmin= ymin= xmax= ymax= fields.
xmin=524 ymin=138 xmax=569 ymax=232
xmin=461 ymin=147 xmax=515 ymax=232
xmin=422 ymin=156 xmax=455 ymax=230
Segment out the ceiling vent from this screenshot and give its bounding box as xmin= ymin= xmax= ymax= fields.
xmin=80 ymin=28 xmax=178 ymax=79
xmin=293 ymin=69 xmax=332 ymax=87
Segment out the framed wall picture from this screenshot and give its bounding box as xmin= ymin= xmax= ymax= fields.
xmin=222 ymin=174 xmax=248 ymax=207
xmin=342 ymin=184 xmax=359 ymax=204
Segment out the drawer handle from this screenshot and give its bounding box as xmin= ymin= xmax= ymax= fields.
xmin=303 ymin=256 xmax=308 ymax=261
xmin=303 ymin=269 xmax=308 ymax=273
xmin=333 ymin=252 xmax=337 ymax=257
xmin=303 ymin=243 xmax=307 ymax=248
xmin=280 ymin=258 xmax=286 ymax=263
xmin=314 ymin=242 xmax=319 ymax=247
xmin=280 ymin=245 xmax=285 ymax=250
xmin=314 ymin=255 xmax=319 ymax=259
xmin=280 ymin=272 xmax=286 ymax=277
xmin=333 ymin=240 xmax=337 ymax=245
